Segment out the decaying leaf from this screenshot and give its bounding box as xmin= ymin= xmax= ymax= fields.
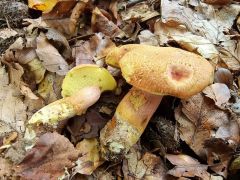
xmin=166 ymin=154 xmax=210 ymax=179
xmin=120 ymin=2 xmax=160 ymax=22
xmin=72 ymin=138 xmax=103 ymax=175
xmin=72 ymin=33 xmax=116 ymax=66
xmin=204 ymin=138 xmax=235 ymax=177
xmin=160 ymin=0 xmax=240 ymax=70
xmin=16 ymin=132 xmax=79 ymax=179
xmin=36 ymin=32 xmax=69 ymax=75
xmin=175 ymin=93 xmax=239 ymax=177
xmin=230 ymin=155 xmax=240 ymax=171
xmin=0 ymin=65 xmax=27 ymax=133
xmin=122 ymin=145 xmax=167 ymax=179
xmin=91 ymin=7 xmax=125 ymax=38
xmin=203 ymin=83 xmax=231 ymax=108
xmin=43 ymin=0 xmax=89 ymax=37
xmin=44 ymin=28 xmax=72 ymax=60
xmin=138 ymin=30 xmax=159 ymax=46
xmin=0 ymin=157 xmax=13 ymax=177
xmin=37 ymin=72 xmax=63 ymax=104
xmin=28 ymin=0 xmax=58 ymax=13
xmin=214 ymin=67 xmax=233 ymax=88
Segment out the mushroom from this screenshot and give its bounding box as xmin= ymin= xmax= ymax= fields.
xmin=26 ymin=65 xmax=116 ymax=141
xmin=100 ymin=44 xmax=214 ymax=161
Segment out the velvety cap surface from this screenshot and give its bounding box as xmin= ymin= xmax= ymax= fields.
xmin=119 ymin=46 xmax=214 ymax=98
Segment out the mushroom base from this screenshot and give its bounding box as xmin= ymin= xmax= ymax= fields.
xmin=100 ymin=113 xmax=141 ymax=162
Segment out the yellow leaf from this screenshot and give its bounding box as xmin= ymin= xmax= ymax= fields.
xmin=28 ymin=0 xmax=58 ymax=13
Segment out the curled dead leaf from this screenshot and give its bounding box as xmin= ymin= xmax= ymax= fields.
xmin=36 ymin=33 xmax=69 ymax=75
xmin=72 ymin=33 xmax=116 ymax=66
xmin=123 ymin=145 xmax=167 ymax=179
xmin=72 ymin=138 xmax=103 ymax=175
xmin=16 ymin=132 xmax=79 ymax=179
xmin=166 ymin=154 xmax=210 ymax=179
xmin=214 ymin=68 xmax=233 ymax=88
xmin=91 ymin=7 xmax=125 ymax=38
xmin=203 ymin=83 xmax=231 ymax=108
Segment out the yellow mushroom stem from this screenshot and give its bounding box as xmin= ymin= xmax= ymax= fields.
xmin=28 ymin=86 xmax=101 ymax=127
xmin=100 ymin=87 xmax=162 ymax=161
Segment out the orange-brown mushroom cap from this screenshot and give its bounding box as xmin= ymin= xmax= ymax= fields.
xmin=118 ymin=45 xmax=214 ymax=99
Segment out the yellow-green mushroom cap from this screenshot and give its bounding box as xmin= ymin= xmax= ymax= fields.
xmin=62 ymin=64 xmax=117 ymax=97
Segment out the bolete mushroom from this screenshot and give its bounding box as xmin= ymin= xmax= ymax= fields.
xmin=26 ymin=65 xmax=116 ymax=138
xmin=100 ymin=44 xmax=214 ymax=161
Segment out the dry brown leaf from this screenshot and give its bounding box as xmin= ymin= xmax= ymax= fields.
xmin=36 ymin=32 xmax=69 ymax=75
xmin=16 ymin=132 xmax=79 ymax=179
xmin=122 ymin=145 xmax=167 ymax=179
xmin=204 ymin=138 xmax=234 ymax=177
xmin=154 ymin=21 xmax=219 ymax=62
xmin=91 ymin=7 xmax=125 ymax=38
xmin=72 ymin=33 xmax=116 ymax=66
xmin=0 ymin=65 xmax=27 ymax=133
xmin=0 ymin=28 xmax=18 ymax=39
xmin=161 ymin=0 xmax=240 ymax=70
xmin=120 ymin=2 xmax=160 ymax=22
xmin=67 ymin=109 xmax=109 ymax=143
xmin=37 ymin=72 xmax=63 ymax=104
xmin=203 ymin=83 xmax=231 ymax=108
xmin=0 ymin=157 xmax=13 ymax=177
xmin=72 ymin=138 xmax=103 ymax=175
xmin=138 ymin=30 xmax=159 ymax=46
xmin=166 ymin=154 xmax=210 ymax=179
xmin=174 ymin=93 xmax=231 ymax=157
xmin=44 ymin=28 xmax=72 ymax=60
xmin=214 ymin=67 xmax=233 ymax=88
xmin=175 ymin=93 xmax=239 ymax=177
xmin=109 ymin=0 xmax=119 ymax=20
xmin=181 ymin=93 xmax=229 ymax=129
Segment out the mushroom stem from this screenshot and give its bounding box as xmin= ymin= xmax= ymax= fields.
xmin=100 ymin=87 xmax=162 ymax=161
xmin=28 ymin=86 xmax=101 ymax=126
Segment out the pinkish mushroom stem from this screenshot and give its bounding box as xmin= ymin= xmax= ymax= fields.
xmin=100 ymin=87 xmax=162 ymax=161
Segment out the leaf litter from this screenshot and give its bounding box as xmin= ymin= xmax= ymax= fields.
xmin=0 ymin=0 xmax=240 ymax=179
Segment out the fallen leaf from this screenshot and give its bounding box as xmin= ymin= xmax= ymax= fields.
xmin=37 ymin=72 xmax=63 ymax=104
xmin=174 ymin=93 xmax=230 ymax=157
xmin=16 ymin=132 xmax=79 ymax=179
xmin=72 ymin=138 xmax=103 ymax=175
xmin=171 ymin=32 xmax=219 ymax=60
xmin=230 ymin=155 xmax=240 ymax=171
xmin=0 ymin=157 xmax=13 ymax=177
xmin=43 ymin=1 xmax=89 ymax=37
xmin=91 ymin=7 xmax=125 ymax=38
xmin=181 ymin=93 xmax=229 ymax=129
xmin=0 ymin=28 xmax=18 ymax=39
xmin=0 ymin=65 xmax=27 ymax=133
xmin=138 ymin=30 xmax=159 ymax=46
xmin=67 ymin=109 xmax=108 ymax=143
xmin=36 ymin=32 xmax=69 ymax=75
xmin=214 ymin=67 xmax=233 ymax=88
xmin=25 ymin=58 xmax=46 ymax=84
xmin=122 ymin=145 xmax=167 ymax=179
xmin=28 ymin=0 xmax=66 ymax=13
xmin=203 ymin=83 xmax=231 ymax=108
xmin=160 ymin=0 xmax=240 ymax=70
xmin=166 ymin=154 xmax=210 ymax=179
xmin=44 ymin=28 xmax=72 ymax=60
xmin=175 ymin=92 xmax=239 ymax=177
xmin=204 ymin=138 xmax=234 ymax=177
xmin=120 ymin=2 xmax=160 ymax=22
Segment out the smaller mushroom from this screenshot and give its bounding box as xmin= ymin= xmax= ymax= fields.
xmin=100 ymin=44 xmax=214 ymax=161
xmin=26 ymin=65 xmax=116 ymax=141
